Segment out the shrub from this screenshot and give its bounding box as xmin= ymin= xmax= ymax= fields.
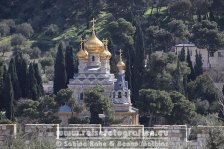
xmin=68 ymin=117 xmax=90 ymax=124
xmin=15 ymin=23 xmax=34 ymax=37
xmin=11 ymin=34 xmax=26 ymax=46
xmin=26 ymin=47 xmax=41 ymax=59
xmin=0 ymin=23 xmax=10 ymax=36
xmin=44 ymin=24 xmax=59 ymax=36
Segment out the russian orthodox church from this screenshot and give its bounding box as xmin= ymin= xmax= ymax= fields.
xmin=59 ymin=19 xmax=139 ymax=125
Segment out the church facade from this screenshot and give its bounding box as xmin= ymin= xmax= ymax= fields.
xmin=66 ymin=19 xmax=139 ymax=125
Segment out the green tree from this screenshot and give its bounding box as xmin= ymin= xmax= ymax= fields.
xmin=167 ymin=91 xmax=196 ymax=124
xmin=55 ymin=88 xmax=83 ymax=117
xmin=55 ymin=88 xmax=73 ymax=105
xmin=144 ymin=52 xmax=189 ymax=92
xmin=178 ymin=46 xmax=185 ymax=62
xmin=167 ymin=19 xmax=189 ymax=43
xmin=65 ymin=45 xmax=75 ymax=84
xmin=0 ymin=23 xmax=10 ymax=36
xmin=194 ymin=50 xmax=203 ymax=77
xmin=33 ymin=63 xmax=44 ymax=97
xmin=39 ymin=57 xmax=53 ymax=74
xmin=44 ymin=24 xmax=59 ymax=36
xmin=15 ymin=99 xmax=40 ymax=123
xmin=15 ymin=97 xmax=60 ymax=124
xmin=0 ymin=42 xmax=11 ymax=56
xmin=137 ymin=89 xmax=174 ymax=126
xmin=11 ymin=34 xmax=26 ymax=47
xmin=191 ymin=0 xmax=212 ymax=21
xmin=38 ymin=95 xmax=57 ymax=113
xmin=131 ymin=21 xmax=145 ymax=102
xmin=37 ymin=96 xmax=61 ymax=124
xmin=210 ymin=0 xmax=224 ymax=21
xmin=195 ymin=98 xmax=210 ymax=115
xmin=26 ymin=47 xmax=41 ymax=59
xmin=26 ymin=63 xmax=38 ymax=100
xmin=0 ymin=63 xmax=5 ymax=110
xmin=53 ymin=41 xmax=67 ymax=94
xmin=186 ymin=49 xmax=195 ymax=81
xmin=173 ymin=59 xmax=182 ymax=92
xmin=191 ymin=20 xmax=224 ymax=67
xmin=187 ymin=74 xmax=219 ymax=104
xmin=107 ymin=18 xmax=136 ymax=50
xmin=84 ymin=86 xmax=113 ymax=124
xmin=168 ymin=0 xmax=192 ymax=21
xmin=146 ymin=26 xmax=173 ymax=52
xmin=14 ymin=52 xmax=27 ymax=98
xmin=15 ymin=23 xmax=34 ymax=38
xmin=8 ymin=58 xmax=22 ymax=100
xmin=0 ymin=65 xmax=7 ymax=110
xmin=3 ymin=74 xmax=14 ymax=120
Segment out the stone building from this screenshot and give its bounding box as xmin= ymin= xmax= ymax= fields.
xmin=62 ymin=19 xmax=139 ymax=125
xmin=175 ymin=44 xmax=209 ymax=70
xmin=175 ymin=43 xmax=224 ymax=71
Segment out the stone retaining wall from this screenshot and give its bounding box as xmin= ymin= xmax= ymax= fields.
xmin=25 ymin=124 xmax=59 ymax=139
xmin=0 ymin=124 xmax=223 ymax=148
xmin=0 ymin=124 xmax=16 ymax=144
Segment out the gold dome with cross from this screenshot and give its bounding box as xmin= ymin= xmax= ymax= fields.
xmin=100 ymin=38 xmax=112 ymax=60
xmin=117 ymin=49 xmax=125 ymax=70
xmin=77 ymin=38 xmax=88 ymax=60
xmin=84 ymin=18 xmax=104 ymax=53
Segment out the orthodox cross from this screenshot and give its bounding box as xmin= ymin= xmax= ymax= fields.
xmin=90 ymin=18 xmax=96 ymax=31
xmin=102 ymin=38 xmax=109 ymax=46
xmin=80 ymin=38 xmax=85 ymax=49
xmin=119 ymin=49 xmax=123 ymax=61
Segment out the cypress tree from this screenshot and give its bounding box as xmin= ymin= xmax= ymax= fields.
xmin=8 ymin=58 xmax=22 ymax=100
xmin=74 ymin=58 xmax=78 ymax=74
xmin=186 ymin=49 xmax=195 ymax=81
xmin=15 ymin=52 xmax=27 ymax=97
xmin=194 ymin=50 xmax=203 ymax=77
xmin=53 ymin=41 xmax=67 ymax=94
xmin=26 ymin=63 xmax=38 ymax=100
xmin=3 ymin=74 xmax=14 ymax=120
xmin=222 ymin=84 xmax=224 ymax=96
xmin=0 ymin=59 xmax=3 ymax=90
xmin=132 ymin=22 xmax=145 ymax=103
xmin=33 ymin=63 xmax=44 ymax=97
xmin=179 ymin=46 xmax=185 ymax=62
xmin=0 ymin=65 xmax=7 ymax=110
xmin=65 ymin=45 xmax=75 ymax=84
xmin=174 ymin=59 xmax=182 ymax=92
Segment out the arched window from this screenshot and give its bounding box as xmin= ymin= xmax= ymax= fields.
xmin=80 ymin=92 xmax=83 ymax=100
xmin=118 ymin=92 xmax=122 ymax=98
xmin=92 ymin=56 xmax=95 ymax=61
xmin=125 ymin=92 xmax=128 ymax=98
xmin=119 ymin=82 xmax=122 ymax=87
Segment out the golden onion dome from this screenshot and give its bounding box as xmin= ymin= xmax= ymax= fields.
xmin=77 ymin=49 xmax=88 ymax=60
xmin=106 ymin=47 xmax=112 ymax=59
xmin=84 ymin=31 xmax=104 ymax=53
xmin=100 ymin=48 xmax=109 ymax=60
xmin=84 ymin=18 xmax=104 ymax=53
xmin=77 ymin=38 xmax=88 ymax=60
xmin=101 ymin=39 xmax=111 ymax=60
xmin=117 ymin=60 xmax=125 ymax=69
xmin=117 ymin=49 xmax=125 ymax=69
